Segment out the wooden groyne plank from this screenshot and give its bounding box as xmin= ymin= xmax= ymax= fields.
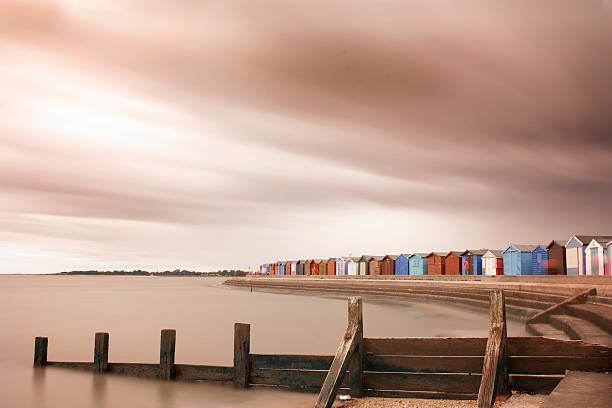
xmin=314 ymin=297 xmax=362 ymax=408
xmin=94 ymin=332 xmax=109 ymax=375
xmin=540 ymin=371 xmax=612 ymax=408
xmin=250 ymin=354 xmax=334 ymax=370
xmin=365 ymin=355 xmax=484 ymax=373
xmin=159 ymin=329 xmax=176 ymax=381
xmin=33 ymin=337 xmax=48 ymax=367
xmin=477 ymin=290 xmax=509 ymax=408
xmin=234 ymin=323 xmax=250 ymax=388
xmin=365 ymin=372 xmax=482 ymax=394
xmin=528 ymin=288 xmax=596 ymax=324
xmin=364 ymin=337 xmax=488 ymax=356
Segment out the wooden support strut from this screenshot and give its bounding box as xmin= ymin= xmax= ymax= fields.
xmin=159 ymin=329 xmax=176 ymax=381
xmin=477 ymin=290 xmax=509 ymax=408
xmin=34 ymin=337 xmax=48 ymax=367
xmin=527 ymin=288 xmax=596 ymax=324
xmin=234 ymin=323 xmax=251 ymax=388
xmin=94 ymin=332 xmax=109 ymax=375
xmin=315 ymin=297 xmax=363 ymax=408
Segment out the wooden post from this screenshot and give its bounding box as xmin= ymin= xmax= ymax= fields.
xmin=315 ymin=297 xmax=363 ymax=408
xmin=348 ymin=298 xmax=364 ymax=398
xmin=477 ymin=290 xmax=509 ymax=408
xmin=94 ymin=332 xmax=109 ymax=375
xmin=33 ymin=337 xmax=48 ymax=367
xmin=159 ymin=329 xmax=176 ymax=381
xmin=233 ymin=323 xmax=251 ymax=388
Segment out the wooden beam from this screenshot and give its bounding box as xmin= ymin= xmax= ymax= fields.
xmin=349 ymin=297 xmax=364 ymax=398
xmin=315 ymin=297 xmax=363 ymax=408
xmin=94 ymin=332 xmax=109 ymax=375
xmin=364 ymin=337 xmax=488 ymax=356
xmin=233 ymin=323 xmax=250 ymax=388
xmin=159 ymin=329 xmax=176 ymax=381
xmin=477 ymin=289 xmax=509 ymax=408
xmin=33 ymin=337 xmax=48 ymax=367
xmin=528 ymin=288 xmax=596 ymax=324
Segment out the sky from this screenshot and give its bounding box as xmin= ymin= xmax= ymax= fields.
xmin=1 ymin=1 xmax=612 ymax=273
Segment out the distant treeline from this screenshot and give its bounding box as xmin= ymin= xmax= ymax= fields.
xmin=58 ymin=269 xmax=248 ymax=277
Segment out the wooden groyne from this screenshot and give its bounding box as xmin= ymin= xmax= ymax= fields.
xmin=33 ymin=291 xmax=612 ymax=407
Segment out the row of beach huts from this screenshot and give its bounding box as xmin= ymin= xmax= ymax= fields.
xmin=258 ymin=235 xmax=612 ymax=277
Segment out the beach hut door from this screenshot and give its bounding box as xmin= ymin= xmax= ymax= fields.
xmin=591 ymin=248 xmax=599 ymax=275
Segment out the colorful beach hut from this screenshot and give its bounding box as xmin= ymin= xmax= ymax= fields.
xmin=502 ymin=244 xmax=548 ymax=275
xmin=585 ymin=238 xmax=611 ymax=275
xmin=482 ymin=250 xmax=503 ymax=276
xmin=368 ymin=256 xmax=384 ymax=276
xmin=347 ymin=257 xmax=359 ymax=275
xmin=318 ymin=259 xmax=327 ymax=275
xmin=381 ymin=255 xmax=398 ymax=275
xmin=425 ymin=252 xmax=446 ymax=275
xmin=310 ymin=260 xmax=320 ymax=275
xmin=607 ymin=242 xmax=612 ymax=276
xmin=297 ymin=260 xmax=306 ymax=275
xmin=270 ymin=263 xmax=277 ymax=275
xmin=546 ymin=240 xmax=567 ymax=275
xmin=304 ymin=260 xmax=313 ymax=276
xmin=285 ymin=261 xmax=293 ymax=276
xmin=326 ymin=258 xmax=336 ymax=276
xmin=461 ymin=250 xmax=487 ymax=275
xmin=335 ymin=257 xmax=347 ymax=276
xmin=408 ymin=253 xmax=428 ymax=275
xmin=358 ymin=255 xmax=372 ymax=275
xmin=565 ymin=235 xmax=612 ymax=275
xmin=444 ymin=252 xmax=463 ymax=275
xmin=394 ymin=254 xmax=410 ymax=275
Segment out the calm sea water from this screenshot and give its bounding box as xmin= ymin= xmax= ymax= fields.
xmin=0 ymin=276 xmax=526 ymax=407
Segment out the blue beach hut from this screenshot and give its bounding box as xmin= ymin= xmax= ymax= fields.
xmin=408 ymin=253 xmax=428 ymax=275
xmin=395 ymin=254 xmax=411 ymax=275
xmin=461 ymin=249 xmax=487 ymax=275
xmin=502 ymin=244 xmax=548 ymax=275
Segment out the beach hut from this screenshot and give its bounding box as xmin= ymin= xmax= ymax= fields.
xmin=336 ymin=257 xmax=349 ymax=275
xmin=607 ymin=241 xmax=612 ymax=276
xmin=318 ymin=259 xmax=327 ymax=276
xmin=279 ymin=261 xmax=288 ymax=276
xmin=444 ymin=252 xmax=463 ymax=275
xmin=347 ymin=257 xmax=360 ymax=275
xmin=408 ymin=253 xmax=428 ymax=275
xmin=327 ymin=258 xmax=337 ymax=276
xmin=461 ymin=250 xmax=487 ymax=275
xmin=546 ymin=240 xmax=567 ymax=275
xmin=368 ymin=256 xmax=384 ymax=276
xmin=565 ymin=235 xmax=612 ymax=275
xmin=297 ymin=260 xmax=306 ymax=275
xmin=358 ymin=255 xmax=371 ymax=275
xmin=425 ymin=252 xmax=446 ymax=275
xmin=308 ymin=260 xmax=318 ymax=275
xmin=482 ymin=250 xmax=503 ymax=276
xmin=502 ymin=244 xmax=548 ymax=275
xmin=290 ymin=261 xmax=298 ymax=276
xmin=585 ymin=238 xmax=611 ymax=276
xmin=304 ymin=260 xmax=312 ymax=276
xmin=381 ymin=255 xmax=398 ymax=275
xmin=270 ymin=263 xmax=277 ymax=275
xmin=394 ymin=254 xmax=410 ymax=275
xmin=285 ymin=261 xmax=293 ymax=276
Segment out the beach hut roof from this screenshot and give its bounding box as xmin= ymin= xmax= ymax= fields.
xmin=445 ymin=251 xmax=463 ymax=257
xmin=567 ymin=235 xmax=612 ymax=246
xmin=383 ymin=255 xmax=400 ymax=260
xmin=425 ymin=251 xmax=447 ymax=257
xmin=483 ymin=249 xmax=504 ymax=257
xmin=409 ymin=253 xmax=428 ymax=258
xmin=504 ymin=244 xmax=541 ymax=253
xmin=546 ymin=240 xmax=567 ymax=249
xmin=297 ymin=260 xmax=308 ymax=264
xmin=591 ymin=237 xmax=612 ymax=246
xmin=368 ymin=256 xmax=385 ymax=261
xmin=358 ymin=255 xmax=373 ymax=262
xmin=462 ymin=249 xmax=489 ymax=256
xmin=349 ymin=257 xmax=360 ymax=262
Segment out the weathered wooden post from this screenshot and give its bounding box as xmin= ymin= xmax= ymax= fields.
xmin=159 ymin=329 xmax=176 ymax=381
xmin=94 ymin=332 xmax=109 ymax=375
xmin=348 ymin=298 xmax=364 ymax=398
xmin=477 ymin=289 xmax=509 ymax=408
xmin=233 ymin=323 xmax=251 ymax=388
xmin=315 ymin=297 xmax=363 ymax=408
xmin=33 ymin=337 xmax=48 ymax=367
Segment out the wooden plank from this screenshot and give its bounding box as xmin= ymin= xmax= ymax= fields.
xmin=47 ymin=361 xmax=93 ymax=370
xmin=508 ymin=336 xmax=612 ymax=357
xmin=94 ymin=332 xmax=109 ymax=375
xmin=509 ymin=356 xmax=611 ymax=374
xmin=315 ymin=297 xmax=362 ymax=408
xmin=365 ymin=355 xmax=484 ymax=373
xmin=233 ymin=323 xmax=250 ymax=388
xmin=509 ymin=374 xmax=562 ymax=393
xmin=364 ymin=372 xmax=482 ymax=394
xmin=251 ymin=368 xmax=349 ymax=389
xmin=528 ymin=288 xmax=596 ymax=324
xmin=365 ymin=390 xmax=477 ymax=400
xmin=540 ymin=371 xmax=612 ymax=408
xmin=159 ymin=329 xmax=176 ymax=381
xmin=174 ymin=364 xmax=233 ymax=382
xmin=250 ymin=354 xmax=333 ymax=370
xmin=33 ymin=337 xmax=48 ymax=367
xmin=349 ymin=297 xmax=364 ymax=398
xmin=477 ymin=290 xmax=509 ymax=408
xmin=108 ymin=363 xmax=159 ymax=379
xmin=364 ymin=338 xmax=487 ymax=356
